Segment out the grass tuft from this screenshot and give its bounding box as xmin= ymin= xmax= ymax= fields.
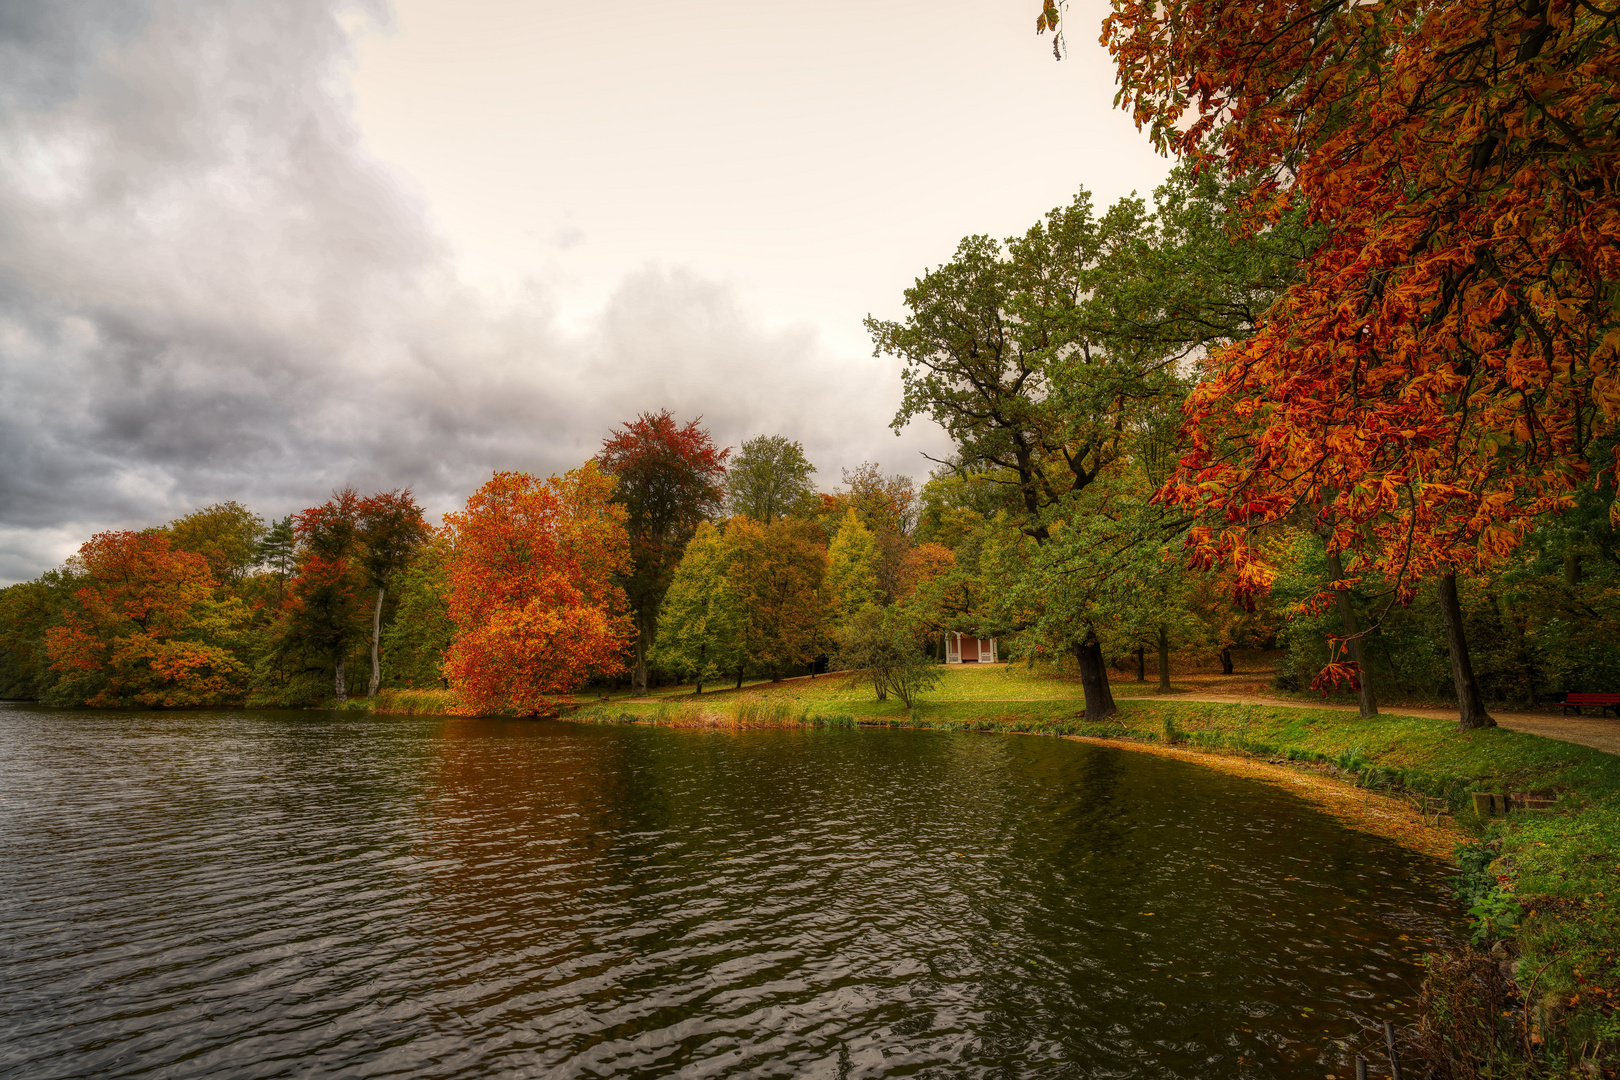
xmin=372 ymin=688 xmax=462 ymax=716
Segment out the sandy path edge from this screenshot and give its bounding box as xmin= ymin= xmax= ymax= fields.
xmin=1064 ymin=735 xmax=1468 ymax=862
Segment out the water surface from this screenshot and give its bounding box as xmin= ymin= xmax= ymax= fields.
xmin=0 ymin=706 xmax=1457 ymax=1078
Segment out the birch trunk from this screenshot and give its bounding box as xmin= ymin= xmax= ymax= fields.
xmin=368 ymin=586 xmax=385 ymax=698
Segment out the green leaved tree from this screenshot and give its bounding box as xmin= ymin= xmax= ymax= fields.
xmin=651 ymin=522 xmax=746 ymax=693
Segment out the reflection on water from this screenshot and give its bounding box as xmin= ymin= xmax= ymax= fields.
xmin=0 ymin=706 xmax=1458 ymax=1078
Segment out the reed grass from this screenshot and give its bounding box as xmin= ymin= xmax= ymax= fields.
xmin=566 ymin=699 xmax=859 ymax=730
xmin=373 ymin=688 xmax=463 ymax=716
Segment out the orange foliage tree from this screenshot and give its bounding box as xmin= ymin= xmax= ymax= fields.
xmin=1041 ymin=0 xmax=1620 ymax=727
xmin=44 ymin=531 xmax=250 ymax=707
xmin=443 ymin=464 xmax=634 ymax=715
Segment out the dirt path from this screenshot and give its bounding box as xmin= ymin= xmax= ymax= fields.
xmin=1156 ymin=691 xmax=1620 ymax=755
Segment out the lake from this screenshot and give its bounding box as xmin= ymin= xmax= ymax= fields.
xmin=0 ymin=705 xmax=1458 ymax=1078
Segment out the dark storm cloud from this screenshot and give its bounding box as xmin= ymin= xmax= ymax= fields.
xmin=0 ymin=0 xmax=930 ymax=583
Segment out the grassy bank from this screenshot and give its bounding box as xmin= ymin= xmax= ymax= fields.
xmin=371 ymin=687 xmax=463 ymax=716
xmin=572 ymin=665 xmax=1620 ymax=1068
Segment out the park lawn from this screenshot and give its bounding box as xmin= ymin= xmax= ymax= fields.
xmin=646 ymin=662 xmax=1195 ymax=705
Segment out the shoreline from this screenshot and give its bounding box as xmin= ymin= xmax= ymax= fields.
xmin=555 ymin=699 xmax=1475 ymax=864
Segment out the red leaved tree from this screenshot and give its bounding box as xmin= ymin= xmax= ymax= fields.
xmin=596 ymin=411 xmax=729 ymax=695
xmin=443 ymin=464 xmax=634 ymax=716
xmin=44 ymin=530 xmax=249 ymax=707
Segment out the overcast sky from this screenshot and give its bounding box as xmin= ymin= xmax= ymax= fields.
xmin=0 ymin=0 xmax=1170 ymax=583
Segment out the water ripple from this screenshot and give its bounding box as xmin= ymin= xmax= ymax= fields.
xmin=0 ymin=706 xmax=1457 ymax=1078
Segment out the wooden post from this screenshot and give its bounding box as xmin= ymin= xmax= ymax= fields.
xmin=1384 ymin=1021 xmax=1404 ymax=1080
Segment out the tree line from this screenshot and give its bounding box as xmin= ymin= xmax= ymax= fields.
xmin=2 ymin=46 xmax=1616 ymax=720
xmin=0 ymin=416 xmax=975 ymax=713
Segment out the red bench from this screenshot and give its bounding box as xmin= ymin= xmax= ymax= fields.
xmin=1563 ymin=692 xmax=1620 ymax=717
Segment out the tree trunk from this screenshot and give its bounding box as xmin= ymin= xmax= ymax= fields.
xmin=632 ymin=607 xmax=655 ymax=696
xmin=1074 ymin=631 xmax=1117 ymax=723
xmin=735 ymin=667 xmax=744 ymax=690
xmin=1437 ymin=572 xmax=1495 ymax=730
xmin=368 ymin=586 xmax=385 ymax=698
xmin=1156 ymin=624 xmax=1171 ymax=693
xmin=1134 ymin=646 xmax=1145 ymax=682
xmin=1565 ymin=546 xmax=1583 ymax=587
xmin=1326 ymin=551 xmax=1377 ymax=718
xmin=334 ymin=656 xmax=347 ymax=703
xmin=1220 ymin=647 xmax=1233 ymax=675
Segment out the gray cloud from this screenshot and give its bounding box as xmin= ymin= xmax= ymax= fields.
xmin=0 ymin=0 xmax=947 ymax=583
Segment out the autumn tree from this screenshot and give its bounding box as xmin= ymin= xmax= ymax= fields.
xmin=43 ymin=531 xmax=250 ymax=707
xmin=832 ymin=461 xmax=917 ymax=537
xmin=650 ymin=522 xmax=746 ymax=693
xmin=824 ymin=510 xmax=881 ymax=625
xmin=355 ymin=490 xmax=430 ymax=698
xmin=893 ymin=542 xmax=958 ymax=657
xmin=727 ymin=517 xmax=828 ymax=683
xmin=725 ymin=435 xmax=818 ymax=522
xmin=443 ymin=465 xmax=633 ymax=716
xmin=1052 ymin=0 xmax=1620 ymax=729
xmin=596 ymin=411 xmax=729 ymax=696
xmin=286 ymin=488 xmax=367 ymax=702
xmin=166 ymin=502 xmax=267 ymax=586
